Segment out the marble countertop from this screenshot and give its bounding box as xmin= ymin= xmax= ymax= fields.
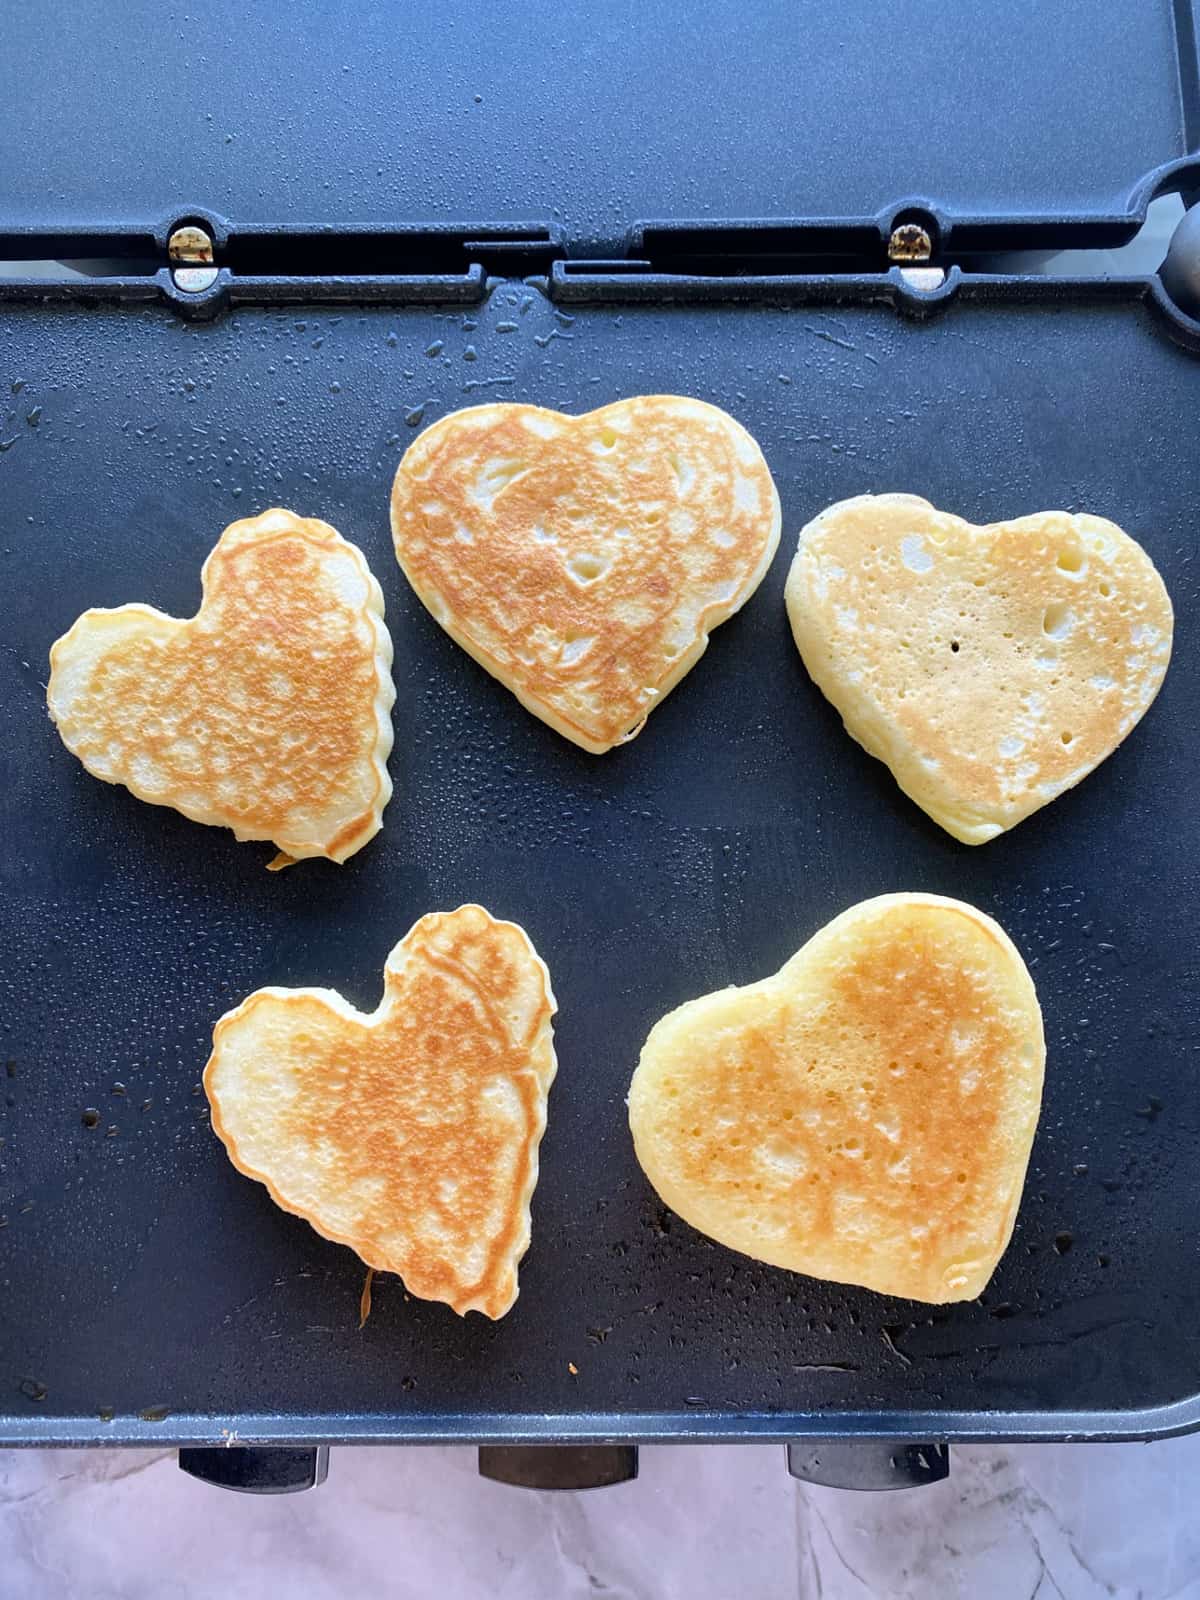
xmin=3 ymin=1434 xmax=1199 ymax=1598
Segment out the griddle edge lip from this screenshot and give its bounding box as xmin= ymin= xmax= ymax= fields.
xmin=6 ymin=1393 xmax=1200 ymax=1449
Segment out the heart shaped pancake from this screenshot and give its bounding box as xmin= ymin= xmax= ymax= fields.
xmin=205 ymin=904 xmax=557 ymax=1319
xmin=629 ymin=894 xmax=1044 ymax=1303
xmin=786 ymin=494 xmax=1173 ymax=843
xmin=390 ymin=398 xmax=780 ymax=752
xmin=48 ymin=508 xmax=394 ymax=865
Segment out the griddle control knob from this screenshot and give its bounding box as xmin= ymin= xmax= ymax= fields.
xmin=787 ymin=1440 xmax=949 ymax=1491
xmin=1160 ymin=204 xmax=1200 ymax=322
xmin=478 ymin=1444 xmax=638 ymax=1490
xmin=178 ymin=1446 xmax=329 ymax=1494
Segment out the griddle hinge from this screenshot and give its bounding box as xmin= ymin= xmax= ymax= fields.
xmin=550 ymin=204 xmax=954 ymax=312
xmin=0 ymin=215 xmax=566 ymax=321
xmin=545 ymin=168 xmax=1200 ymax=354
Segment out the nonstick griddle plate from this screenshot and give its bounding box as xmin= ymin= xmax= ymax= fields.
xmin=1 ymin=288 xmax=1197 ymax=1444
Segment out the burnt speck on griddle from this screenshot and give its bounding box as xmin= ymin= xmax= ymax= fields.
xmin=1097 ymin=1254 xmax=1111 ymax=1268
xmin=139 ymin=1404 xmax=170 ymax=1422
xmin=405 ymin=404 xmax=427 ymax=427
xmin=463 ymin=345 xmax=477 ymax=362
xmin=990 ymin=1303 xmax=1017 ymax=1320
xmin=400 ymin=1376 xmax=417 ymax=1392
xmin=1134 ymin=1096 xmax=1164 ymax=1122
xmin=98 ymin=1406 xmax=115 ymax=1423
xmin=26 ymin=407 xmax=41 ymax=427
xmin=11 ymin=379 xmax=24 ymax=393
xmin=425 ymin=340 xmax=444 ymax=357
xmin=81 ymin=1108 xmax=101 ymax=1128
xmin=1053 ymin=1232 xmax=1074 ymax=1255
xmin=19 ymin=1378 xmax=48 ymax=1402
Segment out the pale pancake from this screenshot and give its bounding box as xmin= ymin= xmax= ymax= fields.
xmin=786 ymin=494 xmax=1173 ymax=844
xmin=48 ymin=508 xmax=394 ymax=865
xmin=205 ymin=904 xmax=557 ymax=1320
xmin=629 ymin=894 xmax=1044 ymax=1303
xmin=390 ymin=398 xmax=781 ymax=753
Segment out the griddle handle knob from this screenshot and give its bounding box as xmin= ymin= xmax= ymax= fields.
xmin=178 ymin=1446 xmax=330 ymax=1494
xmin=478 ymin=1444 xmax=638 ymax=1490
xmin=787 ymin=1440 xmax=949 ymax=1491
xmin=1160 ymin=204 xmax=1200 ymax=321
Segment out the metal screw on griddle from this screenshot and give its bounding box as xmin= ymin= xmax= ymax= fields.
xmin=169 ymin=224 xmax=218 ymax=294
xmin=888 ymin=222 xmax=945 ymax=292
xmin=888 ymin=223 xmax=932 ymax=263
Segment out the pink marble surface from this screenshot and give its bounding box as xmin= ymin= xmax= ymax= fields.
xmin=4 ymin=1435 xmax=1200 ymax=1598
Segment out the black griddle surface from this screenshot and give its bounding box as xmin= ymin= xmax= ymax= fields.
xmin=1 ymin=0 xmax=1196 ymax=251
xmin=1 ymin=290 xmax=1198 ymax=1444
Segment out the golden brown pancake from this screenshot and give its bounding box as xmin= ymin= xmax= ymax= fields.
xmin=47 ymin=508 xmax=394 ymax=865
xmin=786 ymin=494 xmax=1173 ymax=843
xmin=205 ymin=904 xmax=557 ymax=1319
xmin=628 ymin=894 xmax=1044 ymax=1303
xmin=390 ymin=398 xmax=780 ymax=752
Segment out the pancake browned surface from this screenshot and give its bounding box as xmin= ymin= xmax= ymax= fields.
xmin=390 ymin=397 xmax=780 ymax=752
xmin=205 ymin=904 xmax=557 ymax=1319
xmin=629 ymin=894 xmax=1044 ymax=1303
xmin=786 ymin=494 xmax=1173 ymax=844
xmin=47 ymin=508 xmax=394 ymax=864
